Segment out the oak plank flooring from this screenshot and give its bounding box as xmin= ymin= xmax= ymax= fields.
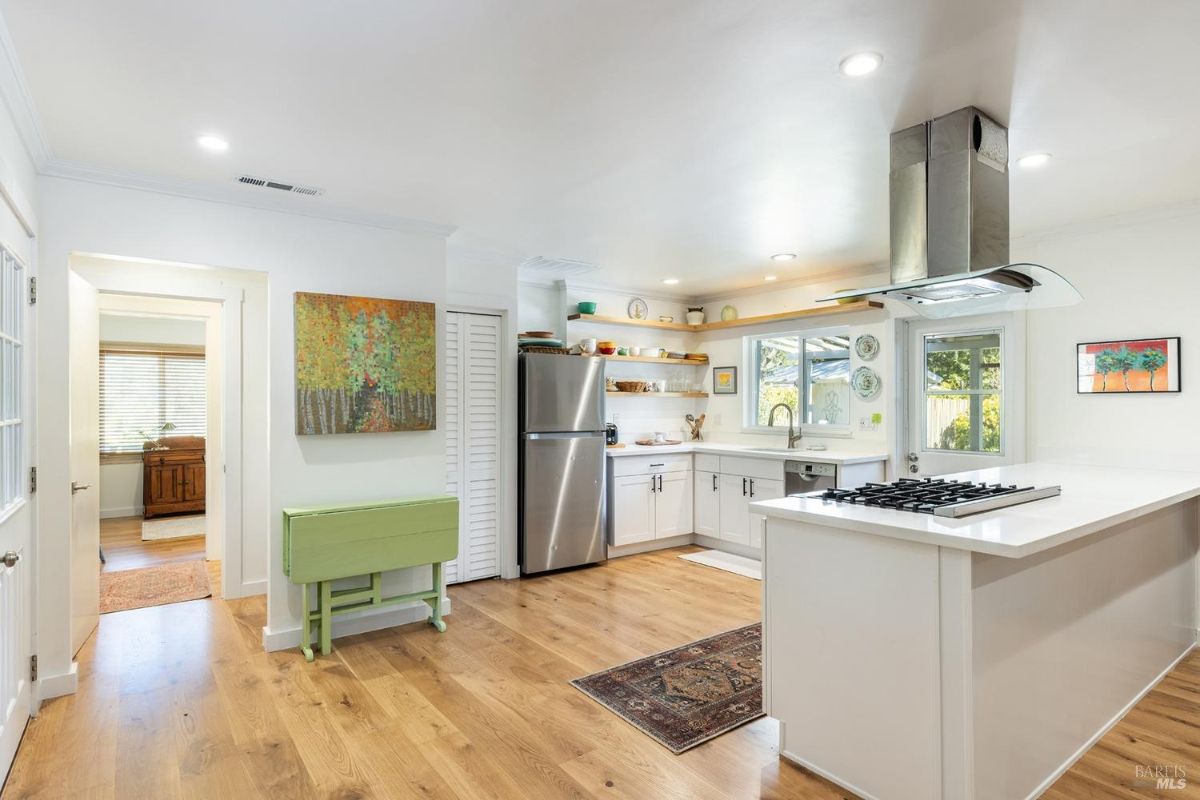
xmin=100 ymin=515 xmax=221 ymax=598
xmin=3 ymin=544 xmax=1198 ymax=799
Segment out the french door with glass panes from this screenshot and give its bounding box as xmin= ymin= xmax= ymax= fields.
xmin=444 ymin=312 xmax=501 ymax=583
xmin=905 ymin=313 xmax=1025 ymax=477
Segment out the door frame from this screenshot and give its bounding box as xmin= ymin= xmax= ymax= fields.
xmin=68 ymin=268 xmax=246 ymax=601
xmin=445 ymin=303 xmax=516 ymax=580
xmin=899 ymin=312 xmax=1026 ymax=477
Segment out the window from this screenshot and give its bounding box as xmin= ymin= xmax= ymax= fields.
xmin=99 ymin=349 xmax=206 ymax=453
xmin=923 ymin=330 xmax=1001 ymax=453
xmin=0 ymin=249 xmax=24 ymax=513
xmin=745 ymin=330 xmax=851 ymax=431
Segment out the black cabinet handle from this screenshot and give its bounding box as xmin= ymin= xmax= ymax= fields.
xmin=657 ymin=475 xmax=663 ymax=492
xmin=712 ymin=474 xmax=718 ymax=491
xmin=750 ymin=479 xmax=756 ymax=498
xmin=742 ymin=478 xmax=747 ymax=496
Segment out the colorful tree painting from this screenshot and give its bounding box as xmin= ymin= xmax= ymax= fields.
xmin=294 ymin=292 xmax=436 ymax=434
xmin=1078 ymin=338 xmax=1180 ymax=393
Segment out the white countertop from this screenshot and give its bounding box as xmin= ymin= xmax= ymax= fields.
xmin=606 ymin=442 xmax=889 ymax=465
xmin=751 ymin=462 xmax=1200 ymax=558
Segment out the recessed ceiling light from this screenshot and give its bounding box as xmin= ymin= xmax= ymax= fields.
xmin=839 ymin=52 xmax=882 ymax=77
xmin=765 ymin=275 xmax=778 ymax=282
xmin=771 ymin=253 xmax=797 ymax=262
xmin=662 ymin=278 xmax=680 ymax=285
xmin=196 ymin=134 xmax=229 ymax=153
xmin=1016 ymin=152 xmax=1051 ymax=169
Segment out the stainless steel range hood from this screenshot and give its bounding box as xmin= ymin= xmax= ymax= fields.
xmin=820 ymin=107 xmax=1081 ymax=318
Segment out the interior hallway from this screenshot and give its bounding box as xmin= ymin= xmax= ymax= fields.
xmin=100 ymin=515 xmax=221 ymax=598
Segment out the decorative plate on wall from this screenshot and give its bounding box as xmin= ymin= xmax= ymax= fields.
xmin=854 ymin=334 xmax=880 ymax=361
xmin=627 ymin=297 xmax=648 ymax=320
xmin=851 ymin=366 xmax=882 ymax=400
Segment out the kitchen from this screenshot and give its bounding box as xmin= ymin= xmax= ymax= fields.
xmin=3 ymin=3 xmax=1199 ymax=799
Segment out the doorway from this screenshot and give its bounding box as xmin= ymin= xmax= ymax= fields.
xmin=903 ymin=313 xmax=1026 ymax=477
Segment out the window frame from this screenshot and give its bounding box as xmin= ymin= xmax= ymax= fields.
xmin=98 ymin=345 xmax=207 ymax=456
xmin=921 ymin=327 xmax=1004 ymax=456
xmin=742 ymin=325 xmax=853 ymax=436
xmin=0 ymin=247 xmax=26 ymax=523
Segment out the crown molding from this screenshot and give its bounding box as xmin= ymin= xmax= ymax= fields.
xmin=0 ymin=11 xmax=50 ymax=169
xmin=41 ymin=158 xmax=457 ymax=238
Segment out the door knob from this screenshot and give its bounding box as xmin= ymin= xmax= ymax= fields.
xmin=2 ymin=551 xmax=18 ymax=568
xmin=71 ymin=481 xmax=91 ymax=494
xmin=906 ymin=453 xmax=919 ymax=463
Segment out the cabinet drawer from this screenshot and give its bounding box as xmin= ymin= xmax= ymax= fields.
xmin=611 ymin=454 xmax=693 ymax=477
xmin=144 ymin=450 xmax=205 ymax=465
xmin=719 ymin=456 xmax=784 ymax=482
xmin=694 ymin=453 xmax=720 ymax=473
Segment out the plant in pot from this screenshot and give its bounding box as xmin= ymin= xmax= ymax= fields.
xmin=686 ymin=306 xmax=705 ymax=325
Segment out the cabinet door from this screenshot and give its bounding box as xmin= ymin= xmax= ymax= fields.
xmin=183 ymin=461 xmax=206 ymax=503
xmin=694 ymin=471 xmax=720 ymax=538
xmin=719 ymin=474 xmax=751 ymax=545
xmin=748 ymin=477 xmax=785 ymax=549
xmin=148 ymin=464 xmax=186 ymax=505
xmin=612 ymin=474 xmax=656 ymax=546
xmin=654 ymin=471 xmax=693 ymax=539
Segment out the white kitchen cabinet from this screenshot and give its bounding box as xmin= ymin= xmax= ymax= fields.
xmin=654 ymin=471 xmax=694 ymax=538
xmin=747 ymin=477 xmax=784 ymax=549
xmin=694 ymin=470 xmax=720 ymax=538
xmin=719 ymin=474 xmax=752 ymax=545
xmin=611 ymin=474 xmax=655 ymax=546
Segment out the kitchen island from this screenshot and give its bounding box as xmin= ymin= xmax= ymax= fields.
xmin=752 ymin=463 xmax=1200 ymax=800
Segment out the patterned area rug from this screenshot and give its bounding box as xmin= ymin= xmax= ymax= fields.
xmin=571 ymin=624 xmax=763 ymax=753
xmin=99 ymin=561 xmax=212 ymax=614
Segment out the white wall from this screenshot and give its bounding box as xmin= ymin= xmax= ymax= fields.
xmin=1016 ymin=202 xmax=1200 ymax=471
xmin=36 ymin=175 xmax=470 ymax=689
xmin=96 ymin=309 xmax=209 ymax=519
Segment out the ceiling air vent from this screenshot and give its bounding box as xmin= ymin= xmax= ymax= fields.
xmin=236 ymin=174 xmax=325 ymax=197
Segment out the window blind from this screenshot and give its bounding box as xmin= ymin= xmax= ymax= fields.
xmin=99 ymin=350 xmax=206 ymax=453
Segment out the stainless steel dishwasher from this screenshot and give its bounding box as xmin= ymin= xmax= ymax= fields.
xmin=784 ymin=460 xmax=838 ymax=496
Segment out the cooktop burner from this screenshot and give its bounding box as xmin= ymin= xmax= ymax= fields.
xmin=813 ymin=477 xmax=1061 ymax=518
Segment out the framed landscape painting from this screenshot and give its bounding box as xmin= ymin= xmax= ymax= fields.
xmin=294 ymin=292 xmax=436 ymax=434
xmin=1076 ymin=337 xmax=1180 ymax=394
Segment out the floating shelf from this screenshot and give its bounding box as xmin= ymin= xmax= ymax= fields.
xmin=603 ymin=354 xmax=708 ymax=366
xmin=605 ymin=391 xmax=708 ymax=398
xmin=568 ymin=300 xmax=883 ymax=333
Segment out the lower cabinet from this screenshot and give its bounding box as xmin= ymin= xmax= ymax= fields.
xmin=707 ymin=469 xmax=789 ymax=550
xmin=719 ymin=475 xmax=751 ymax=545
xmin=747 ymin=477 xmax=784 ymax=549
xmin=694 ymin=470 xmax=720 ymax=538
xmin=610 ymin=457 xmax=694 ymax=546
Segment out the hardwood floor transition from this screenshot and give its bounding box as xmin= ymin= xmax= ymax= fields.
xmin=3 ymin=545 xmax=1196 ymax=798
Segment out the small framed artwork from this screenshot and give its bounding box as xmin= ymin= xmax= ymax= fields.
xmin=1076 ymin=337 xmax=1181 ymax=394
xmin=712 ymin=366 xmax=738 ymax=395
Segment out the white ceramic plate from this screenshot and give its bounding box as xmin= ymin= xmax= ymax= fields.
xmin=627 ymin=297 xmax=648 ymax=320
xmin=854 ymin=333 xmax=880 ymax=361
xmin=851 ymin=366 xmax=882 ymax=400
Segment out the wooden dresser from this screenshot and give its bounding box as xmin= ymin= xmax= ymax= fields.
xmin=142 ymin=436 xmax=206 ymax=518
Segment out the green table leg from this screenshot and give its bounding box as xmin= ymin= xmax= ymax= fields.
xmin=300 ymin=582 xmax=314 ymax=662
xmin=319 ymin=580 xmax=333 ymax=655
xmin=428 ymin=562 xmax=446 ymax=633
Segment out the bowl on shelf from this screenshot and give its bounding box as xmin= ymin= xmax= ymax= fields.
xmin=577 ymin=301 xmax=598 ymax=315
xmin=597 ymin=340 xmax=618 ymax=355
xmin=832 ymin=290 xmax=858 ymax=305
xmin=667 ymin=351 xmax=687 ymax=360
xmin=642 ymin=347 xmax=662 ymax=358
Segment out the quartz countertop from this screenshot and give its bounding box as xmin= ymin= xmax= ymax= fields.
xmin=605 ymin=442 xmax=889 ymax=465
xmin=750 ymin=462 xmax=1200 ymax=558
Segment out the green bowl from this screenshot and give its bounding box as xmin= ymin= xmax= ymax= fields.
xmin=577 ymin=301 xmax=597 ymax=315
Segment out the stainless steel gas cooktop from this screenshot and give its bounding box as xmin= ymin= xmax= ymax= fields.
xmin=812 ymin=477 xmax=1061 ymax=518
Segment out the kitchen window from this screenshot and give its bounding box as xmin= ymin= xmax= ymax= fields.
xmin=744 ymin=329 xmax=851 ymax=433
xmin=0 ymin=248 xmax=24 ymax=515
xmin=99 ymin=348 xmax=206 ymax=454
xmin=923 ymin=329 xmax=1001 ymax=453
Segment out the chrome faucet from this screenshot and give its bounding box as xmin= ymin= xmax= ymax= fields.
xmin=768 ymin=403 xmax=802 ymax=449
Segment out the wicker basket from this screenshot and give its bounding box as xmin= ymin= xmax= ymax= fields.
xmin=613 ymin=380 xmax=648 ymax=393
xmin=521 ymin=345 xmax=570 ymax=355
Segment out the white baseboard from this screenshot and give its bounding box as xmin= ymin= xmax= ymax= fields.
xmin=222 ymin=579 xmax=266 ymax=600
xmin=781 ymin=749 xmax=881 ymax=800
xmin=100 ymin=506 xmax=142 ymax=519
xmin=261 ymin=597 xmax=453 ymax=652
xmin=607 ymin=533 xmax=695 ymax=558
xmin=36 ymin=662 xmax=78 ymax=702
xmin=692 ymin=533 xmax=762 ymax=560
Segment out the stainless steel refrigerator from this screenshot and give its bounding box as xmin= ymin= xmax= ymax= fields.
xmin=518 ymin=353 xmax=607 ymax=575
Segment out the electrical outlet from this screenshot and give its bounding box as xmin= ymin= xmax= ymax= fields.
xmin=858 ymin=415 xmax=881 ymax=432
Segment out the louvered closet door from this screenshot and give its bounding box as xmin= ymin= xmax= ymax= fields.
xmin=444 ymin=312 xmax=502 ymax=583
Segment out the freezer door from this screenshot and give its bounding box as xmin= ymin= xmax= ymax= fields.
xmin=522 ymin=353 xmax=605 ymax=433
xmin=520 ymin=432 xmax=606 ymax=574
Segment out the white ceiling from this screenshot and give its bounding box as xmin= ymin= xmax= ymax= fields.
xmin=4 ymin=0 xmax=1200 ymax=295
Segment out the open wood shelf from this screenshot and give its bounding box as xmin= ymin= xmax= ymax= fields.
xmin=605 ymin=391 xmax=709 ymax=398
xmin=568 ymin=300 xmax=883 ymax=333
xmin=603 ymin=354 xmax=708 ymax=366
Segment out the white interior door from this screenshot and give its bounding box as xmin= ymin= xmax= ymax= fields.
xmin=905 ymin=313 xmax=1025 ymax=477
xmin=68 ymin=272 xmax=100 ymax=655
xmin=0 ymin=248 xmax=32 ymax=776
xmin=444 ymin=312 xmax=501 ymax=583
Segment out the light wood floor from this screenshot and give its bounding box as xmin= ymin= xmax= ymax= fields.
xmin=3 ymin=545 xmax=1197 ymax=799
xmin=100 ymin=515 xmax=221 ymax=597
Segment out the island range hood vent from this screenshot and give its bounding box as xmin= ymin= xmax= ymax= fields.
xmin=820 ymin=107 xmax=1081 ymax=318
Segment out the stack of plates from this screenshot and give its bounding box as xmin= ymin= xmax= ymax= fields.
xmin=518 ymin=330 xmax=565 ymax=349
